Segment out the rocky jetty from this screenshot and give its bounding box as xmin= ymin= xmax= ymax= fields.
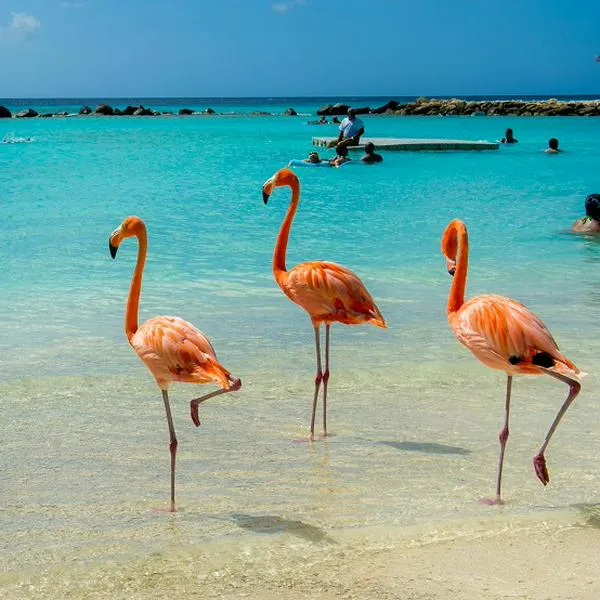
xmin=317 ymin=97 xmax=600 ymax=117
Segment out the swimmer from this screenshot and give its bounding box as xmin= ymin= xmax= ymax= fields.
xmin=304 ymin=151 xmax=323 ymax=164
xmin=499 ymin=128 xmax=518 ymax=144
xmin=361 ymin=142 xmax=383 ymax=164
xmin=571 ymin=193 xmax=600 ymax=234
xmin=545 ymin=137 xmax=561 ymax=154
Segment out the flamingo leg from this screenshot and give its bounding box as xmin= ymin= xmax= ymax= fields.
xmin=161 ymin=390 xmax=178 ymax=512
xmin=494 ymin=375 xmax=512 ymax=504
xmin=190 ymin=377 xmax=242 ymax=427
xmin=322 ymin=324 xmax=331 ymax=437
xmin=533 ymin=370 xmax=581 ymax=486
xmin=310 ymin=325 xmax=323 ymax=439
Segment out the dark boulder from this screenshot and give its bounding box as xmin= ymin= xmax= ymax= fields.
xmin=283 ymin=107 xmax=297 ymax=116
xmin=203 ymin=107 xmax=216 ymax=115
xmin=119 ymin=105 xmax=137 ymax=116
xmin=0 ymin=106 xmax=12 ymax=118
xmin=372 ymin=100 xmax=399 ymax=114
xmin=16 ymin=108 xmax=39 ymax=118
xmin=178 ymin=108 xmax=194 ymax=115
xmin=133 ymin=106 xmax=153 ymax=116
xmin=95 ymin=104 xmax=114 ymax=116
xmin=353 ymin=106 xmax=370 ymax=115
xmin=317 ymin=103 xmax=350 ymax=116
xmin=79 ymin=106 xmax=92 ymax=115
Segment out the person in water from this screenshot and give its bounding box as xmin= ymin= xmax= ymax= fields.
xmin=545 ymin=137 xmax=561 ymax=154
xmin=329 ymin=144 xmax=351 ymax=167
xmin=571 ymin=193 xmax=600 ymax=234
xmin=304 ymin=151 xmax=323 ymax=164
xmin=361 ymin=142 xmax=383 ymax=163
xmin=500 ymin=128 xmax=518 ymax=144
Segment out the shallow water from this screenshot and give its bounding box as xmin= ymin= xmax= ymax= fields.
xmin=2 ymin=106 xmax=600 ymax=596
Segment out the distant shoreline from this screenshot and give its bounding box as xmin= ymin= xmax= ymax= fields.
xmin=2 ymin=96 xmax=600 ymax=119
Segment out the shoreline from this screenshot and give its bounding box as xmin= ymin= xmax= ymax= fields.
xmin=2 ymin=97 xmax=600 ymax=120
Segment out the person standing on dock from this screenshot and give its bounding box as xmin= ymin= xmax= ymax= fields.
xmin=330 ymin=108 xmax=365 ymax=149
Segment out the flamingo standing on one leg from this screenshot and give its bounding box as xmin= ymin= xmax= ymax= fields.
xmin=262 ymin=169 xmax=386 ymax=439
xmin=109 ymin=216 xmax=241 ymax=512
xmin=441 ymin=219 xmax=583 ymax=504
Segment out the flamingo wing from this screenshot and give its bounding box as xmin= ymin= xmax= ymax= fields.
xmin=452 ymin=295 xmax=576 ymax=374
xmin=281 ymin=261 xmax=385 ymax=326
xmin=131 ymin=316 xmax=231 ymax=388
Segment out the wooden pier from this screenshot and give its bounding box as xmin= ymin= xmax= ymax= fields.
xmin=311 ymin=137 xmax=499 ymax=151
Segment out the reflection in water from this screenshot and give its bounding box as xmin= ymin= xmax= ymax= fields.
xmin=573 ymin=503 xmax=600 ymax=529
xmin=231 ymin=514 xmax=336 ymax=543
xmin=378 ymin=440 xmax=472 ymax=455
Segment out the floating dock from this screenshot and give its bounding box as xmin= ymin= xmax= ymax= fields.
xmin=311 ymin=137 xmax=499 ymax=151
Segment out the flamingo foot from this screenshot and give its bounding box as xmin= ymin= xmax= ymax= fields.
xmin=534 ymin=453 xmax=550 ymax=486
xmin=480 ymin=496 xmax=504 ymax=506
xmin=190 ymin=404 xmax=201 ymax=428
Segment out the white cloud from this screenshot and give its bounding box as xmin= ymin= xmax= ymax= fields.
xmin=272 ymin=0 xmax=305 ymax=13
xmin=9 ymin=12 xmax=40 ymax=35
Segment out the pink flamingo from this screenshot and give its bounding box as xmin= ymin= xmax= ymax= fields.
xmin=262 ymin=169 xmax=386 ymax=439
xmin=109 ymin=216 xmax=241 ymax=512
xmin=442 ymin=219 xmax=583 ymax=503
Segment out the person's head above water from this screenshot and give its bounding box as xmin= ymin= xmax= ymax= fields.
xmin=307 ymin=151 xmax=321 ymax=163
xmin=548 ymin=137 xmax=559 ymax=150
xmin=505 ymin=128 xmax=514 ymax=139
xmin=585 ymin=193 xmax=600 ymax=221
xmin=364 ymin=142 xmax=376 ymax=154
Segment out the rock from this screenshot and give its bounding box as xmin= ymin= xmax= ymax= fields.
xmin=203 ymin=107 xmax=216 ymax=114
xmin=317 ymin=103 xmax=350 ymax=116
xmin=79 ymin=106 xmax=92 ymax=115
xmin=179 ymin=108 xmax=194 ymax=115
xmin=353 ymin=106 xmax=371 ymax=115
xmin=95 ymin=104 xmax=114 ymax=115
xmin=372 ymin=100 xmax=399 ymax=114
xmin=283 ymin=107 xmax=297 ymax=116
xmin=16 ymin=108 xmax=39 ymax=118
xmin=0 ymin=106 xmax=12 ymax=118
xmin=133 ymin=106 xmax=153 ymax=116
xmin=120 ymin=105 xmax=137 ymax=116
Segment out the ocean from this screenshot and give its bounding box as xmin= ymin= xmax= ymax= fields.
xmin=2 ymin=97 xmax=600 ymax=598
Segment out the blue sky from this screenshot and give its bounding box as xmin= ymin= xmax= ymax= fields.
xmin=1 ymin=0 xmax=599 ymax=98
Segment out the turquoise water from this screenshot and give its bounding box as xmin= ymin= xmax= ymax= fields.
xmin=2 ymin=110 xmax=600 ymax=597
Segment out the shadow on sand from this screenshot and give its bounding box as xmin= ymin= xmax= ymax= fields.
xmin=572 ymin=503 xmax=600 ymax=529
xmin=378 ymin=440 xmax=471 ymax=455
xmin=230 ymin=513 xmax=336 ymax=543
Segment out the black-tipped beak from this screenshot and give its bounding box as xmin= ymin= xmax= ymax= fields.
xmin=109 ymin=241 xmax=118 ymax=259
xmin=448 ymin=266 xmax=456 ymax=277
xmin=262 ymin=190 xmax=270 ymax=204
xmin=445 ymin=257 xmax=456 ymax=277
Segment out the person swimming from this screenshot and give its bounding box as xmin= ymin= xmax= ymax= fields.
xmin=571 ymin=193 xmax=600 ymax=234
xmin=545 ymin=137 xmax=561 ymax=154
xmin=304 ymin=151 xmax=323 ymax=164
xmin=499 ymin=128 xmax=518 ymax=144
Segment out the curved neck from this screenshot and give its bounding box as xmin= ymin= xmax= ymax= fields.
xmin=447 ymin=223 xmax=469 ymax=315
xmin=273 ymin=178 xmax=299 ymax=277
xmin=126 ymin=227 xmax=147 ymax=341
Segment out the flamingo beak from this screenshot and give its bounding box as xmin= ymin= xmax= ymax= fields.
xmin=262 ymin=175 xmax=275 ymax=204
xmin=109 ymin=227 xmax=121 ymax=259
xmin=445 ymin=257 xmax=456 ymax=277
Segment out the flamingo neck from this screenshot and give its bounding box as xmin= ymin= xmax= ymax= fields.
xmin=126 ymin=226 xmax=147 ymax=342
xmin=447 ymin=223 xmax=468 ymax=315
xmin=273 ymin=178 xmax=299 ymax=278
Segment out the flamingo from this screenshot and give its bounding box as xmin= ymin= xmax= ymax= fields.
xmin=109 ymin=216 xmax=241 ymax=512
xmin=442 ymin=219 xmax=583 ymax=504
xmin=262 ymin=168 xmax=386 ymax=439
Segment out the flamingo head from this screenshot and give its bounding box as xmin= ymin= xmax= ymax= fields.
xmin=441 ymin=219 xmax=466 ymax=277
xmin=262 ymin=168 xmax=298 ymax=204
xmin=109 ymin=216 xmax=145 ymax=258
